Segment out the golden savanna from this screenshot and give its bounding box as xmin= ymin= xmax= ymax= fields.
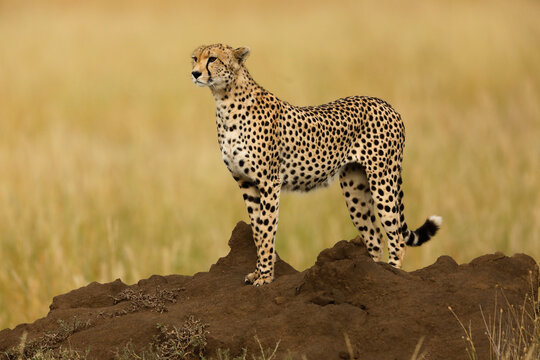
xmin=0 ymin=0 xmax=539 ymax=329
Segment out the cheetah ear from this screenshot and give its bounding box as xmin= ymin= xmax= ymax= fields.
xmin=233 ymin=47 xmax=250 ymax=65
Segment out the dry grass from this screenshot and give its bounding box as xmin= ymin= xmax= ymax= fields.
xmin=112 ymin=287 xmax=183 ymax=314
xmin=116 ymin=318 xmax=209 ymax=360
xmin=449 ymin=289 xmax=539 ymax=360
xmin=3 ymin=318 xmax=92 ymax=359
xmin=0 ymin=0 xmax=539 ymax=329
xmin=114 ymin=321 xmax=283 ymax=360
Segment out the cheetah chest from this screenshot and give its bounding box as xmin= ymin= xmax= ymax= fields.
xmin=218 ymin=125 xmax=250 ymax=178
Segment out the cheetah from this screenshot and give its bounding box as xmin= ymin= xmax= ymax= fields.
xmin=191 ymin=44 xmax=442 ymax=286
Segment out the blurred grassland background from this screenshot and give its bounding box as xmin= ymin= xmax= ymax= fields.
xmin=0 ymin=0 xmax=539 ymax=329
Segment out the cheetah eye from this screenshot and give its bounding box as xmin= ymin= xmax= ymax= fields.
xmin=208 ymin=56 xmax=217 ymax=63
xmin=192 ymin=56 xmax=197 ymax=62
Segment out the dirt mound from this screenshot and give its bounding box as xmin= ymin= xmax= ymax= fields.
xmin=0 ymin=221 xmax=538 ymax=359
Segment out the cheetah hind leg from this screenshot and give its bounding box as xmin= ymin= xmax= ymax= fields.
xmin=369 ymin=170 xmax=406 ymax=268
xmin=339 ymin=164 xmax=384 ymax=262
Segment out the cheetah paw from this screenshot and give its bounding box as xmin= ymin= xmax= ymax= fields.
xmin=244 ymin=271 xmax=258 ymax=285
xmin=252 ymin=277 xmax=273 ymax=286
xmin=244 ymin=271 xmax=273 ymax=286
xmin=253 ymin=278 xmax=272 ymax=286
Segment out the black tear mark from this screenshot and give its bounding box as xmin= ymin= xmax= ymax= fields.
xmin=206 ymin=58 xmax=212 ymax=81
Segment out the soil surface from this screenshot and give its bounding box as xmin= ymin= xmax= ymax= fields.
xmin=0 ymin=221 xmax=538 ymax=360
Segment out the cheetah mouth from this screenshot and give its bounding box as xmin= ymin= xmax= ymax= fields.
xmin=193 ymin=78 xmax=209 ymax=87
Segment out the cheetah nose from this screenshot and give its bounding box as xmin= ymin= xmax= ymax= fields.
xmin=191 ymin=71 xmax=202 ymax=79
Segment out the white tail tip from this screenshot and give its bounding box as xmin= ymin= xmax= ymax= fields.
xmin=429 ymin=215 xmax=443 ymax=228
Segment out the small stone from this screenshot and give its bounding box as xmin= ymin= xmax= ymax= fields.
xmin=274 ymin=296 xmax=287 ymax=305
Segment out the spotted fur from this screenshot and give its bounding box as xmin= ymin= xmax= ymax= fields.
xmin=191 ymin=44 xmax=442 ymax=286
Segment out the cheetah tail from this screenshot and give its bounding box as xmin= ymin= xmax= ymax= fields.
xmin=404 ymin=215 xmax=442 ymax=247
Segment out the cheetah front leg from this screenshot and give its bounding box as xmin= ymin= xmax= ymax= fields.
xmin=236 ymin=179 xmax=263 ymax=283
xmin=247 ymin=183 xmax=281 ymax=286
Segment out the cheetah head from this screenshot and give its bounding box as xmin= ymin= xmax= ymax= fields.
xmin=191 ymin=44 xmax=250 ymax=91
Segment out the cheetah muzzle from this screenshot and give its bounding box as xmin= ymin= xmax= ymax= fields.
xmin=191 ymin=44 xmax=442 ymax=286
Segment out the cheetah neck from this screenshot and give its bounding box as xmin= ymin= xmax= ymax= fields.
xmin=211 ymin=68 xmax=265 ymax=105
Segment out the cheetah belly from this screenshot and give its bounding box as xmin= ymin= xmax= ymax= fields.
xmin=279 ymin=155 xmax=343 ymax=192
